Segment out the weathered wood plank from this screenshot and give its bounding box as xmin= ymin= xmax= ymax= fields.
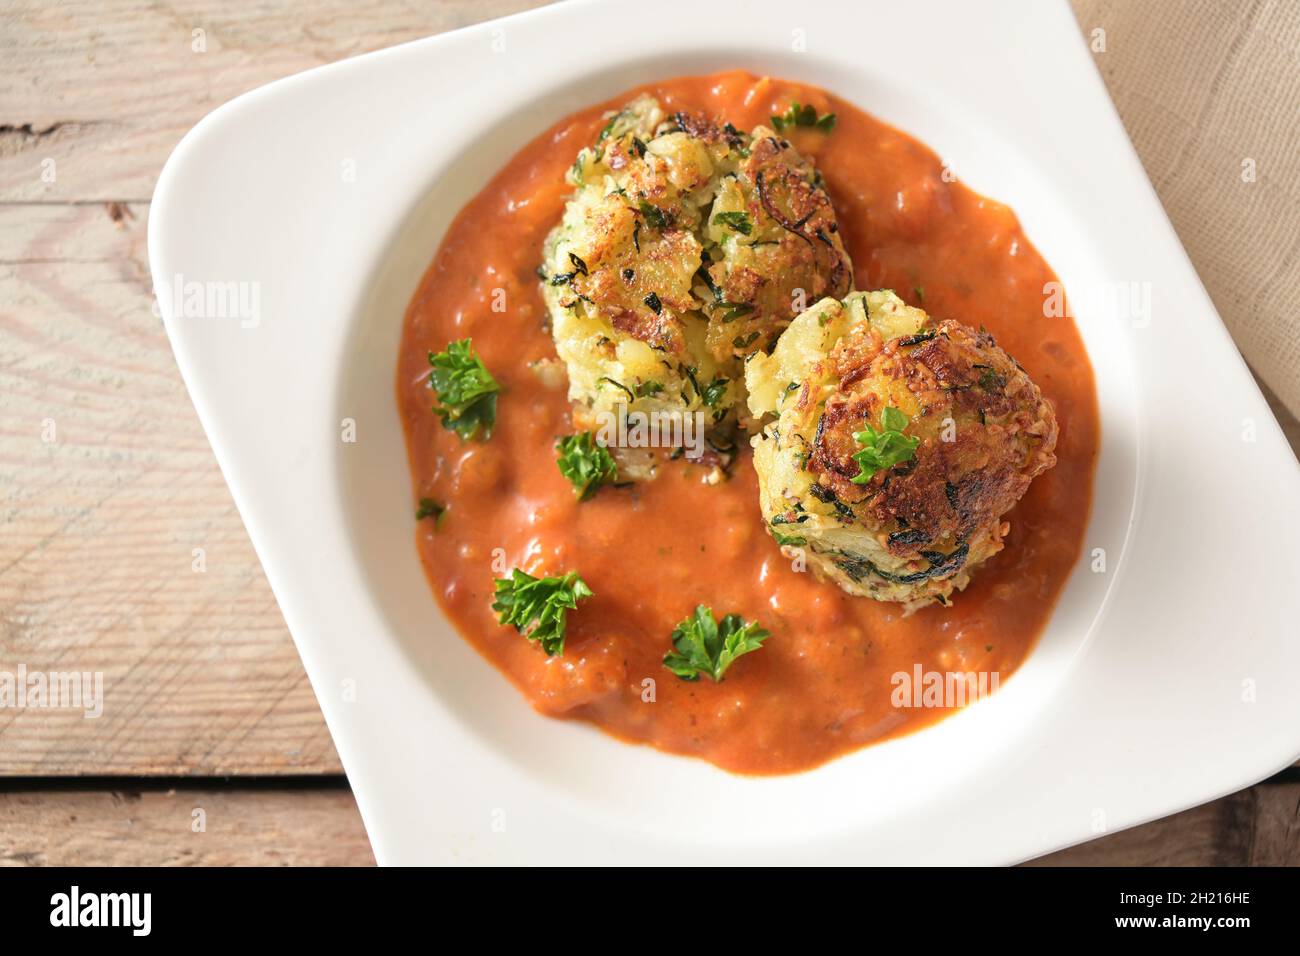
xmin=1030 ymin=791 xmax=1255 ymax=866
xmin=0 ymin=783 xmax=374 ymax=865
xmin=1033 ymin=781 xmax=1300 ymax=866
xmin=0 ymin=201 xmax=342 ymax=774
xmin=0 ymin=0 xmax=550 ymax=777
xmin=0 ymin=0 xmax=556 ymax=202
xmin=0 ymin=780 xmax=1294 ymax=866
xmin=1248 ymin=780 xmax=1300 ymax=866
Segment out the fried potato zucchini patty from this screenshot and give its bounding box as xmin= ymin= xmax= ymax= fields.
xmin=541 ymin=95 xmax=852 ymax=437
xmin=745 ymin=290 xmax=1059 ymax=611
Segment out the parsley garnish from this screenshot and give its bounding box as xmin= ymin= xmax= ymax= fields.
xmin=850 ymin=406 xmax=919 ymax=483
xmin=427 ymin=339 xmax=500 ymax=441
xmin=415 ymin=498 xmax=445 ymax=524
xmin=682 ymin=364 xmax=703 ymax=402
xmin=555 ymin=432 xmax=618 ymax=501
xmin=898 ymin=330 xmax=936 ymax=347
xmin=596 ymin=111 xmax=625 ymax=143
xmin=719 ymin=302 xmax=755 ymax=322
xmin=713 ymin=211 xmax=753 ymax=235
xmin=695 ymin=264 xmax=723 ymax=302
xmin=638 ymin=201 xmax=667 ymax=229
xmin=663 ymin=605 xmax=770 ymax=682
xmin=597 ymin=376 xmax=636 ymax=402
xmin=771 ymin=102 xmax=837 ymax=133
xmin=700 ymin=376 xmax=729 ymax=408
xmin=491 ymin=569 xmax=594 ymax=657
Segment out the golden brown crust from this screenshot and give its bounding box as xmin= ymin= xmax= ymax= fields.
xmin=808 ymin=317 xmax=1058 ymax=558
xmin=704 ymin=133 xmax=853 ymax=360
xmin=670 ymin=109 xmax=729 ymax=144
xmin=543 ymin=96 xmax=855 ymax=432
xmin=744 ymin=135 xmax=840 ymax=248
xmin=575 ymin=219 xmax=699 ymax=355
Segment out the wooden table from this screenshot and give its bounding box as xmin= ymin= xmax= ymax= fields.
xmin=1 ymin=0 xmax=1296 ymax=866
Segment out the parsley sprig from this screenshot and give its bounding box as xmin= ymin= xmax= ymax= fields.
xmin=700 ymin=376 xmax=730 ymax=408
xmin=491 ymin=569 xmax=594 ymax=657
xmin=850 ymin=406 xmax=920 ymax=484
xmin=638 ymin=200 xmax=667 ymax=229
xmin=427 ymin=338 xmax=500 ymax=441
xmin=415 ymin=498 xmax=445 ymax=524
xmin=771 ymin=102 xmax=837 ymax=133
xmin=713 ymin=211 xmax=753 ymax=235
xmin=556 ymin=432 xmax=618 ymax=501
xmin=662 ymin=605 xmax=770 ymax=682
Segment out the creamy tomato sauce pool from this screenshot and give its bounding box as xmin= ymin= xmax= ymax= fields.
xmin=397 ymin=71 xmax=1099 ymax=775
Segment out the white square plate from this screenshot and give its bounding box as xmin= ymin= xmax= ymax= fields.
xmin=149 ymin=0 xmax=1300 ymax=864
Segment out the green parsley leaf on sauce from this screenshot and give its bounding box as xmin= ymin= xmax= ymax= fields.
xmin=427 ymin=338 xmax=500 ymax=441
xmin=555 ymin=432 xmax=618 ymax=501
xmin=491 ymin=569 xmax=594 ymax=657
xmin=663 ymin=605 xmax=770 ymax=682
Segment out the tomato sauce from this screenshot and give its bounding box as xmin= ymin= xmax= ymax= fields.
xmin=397 ymin=71 xmax=1099 ymax=774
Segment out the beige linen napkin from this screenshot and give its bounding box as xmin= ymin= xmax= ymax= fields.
xmin=1070 ymin=0 xmax=1300 ymax=419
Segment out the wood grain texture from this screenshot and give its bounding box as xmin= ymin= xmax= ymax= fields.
xmin=1033 ymin=780 xmax=1300 ymax=866
xmin=0 ymin=0 xmax=1296 ymax=865
xmin=0 ymin=1 xmax=552 ymax=776
xmin=0 ymin=779 xmax=1293 ymax=866
xmin=0 ymin=201 xmax=340 ymax=774
xmin=0 ymin=784 xmax=374 ymax=866
xmin=0 ymin=0 xmax=557 ymax=202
